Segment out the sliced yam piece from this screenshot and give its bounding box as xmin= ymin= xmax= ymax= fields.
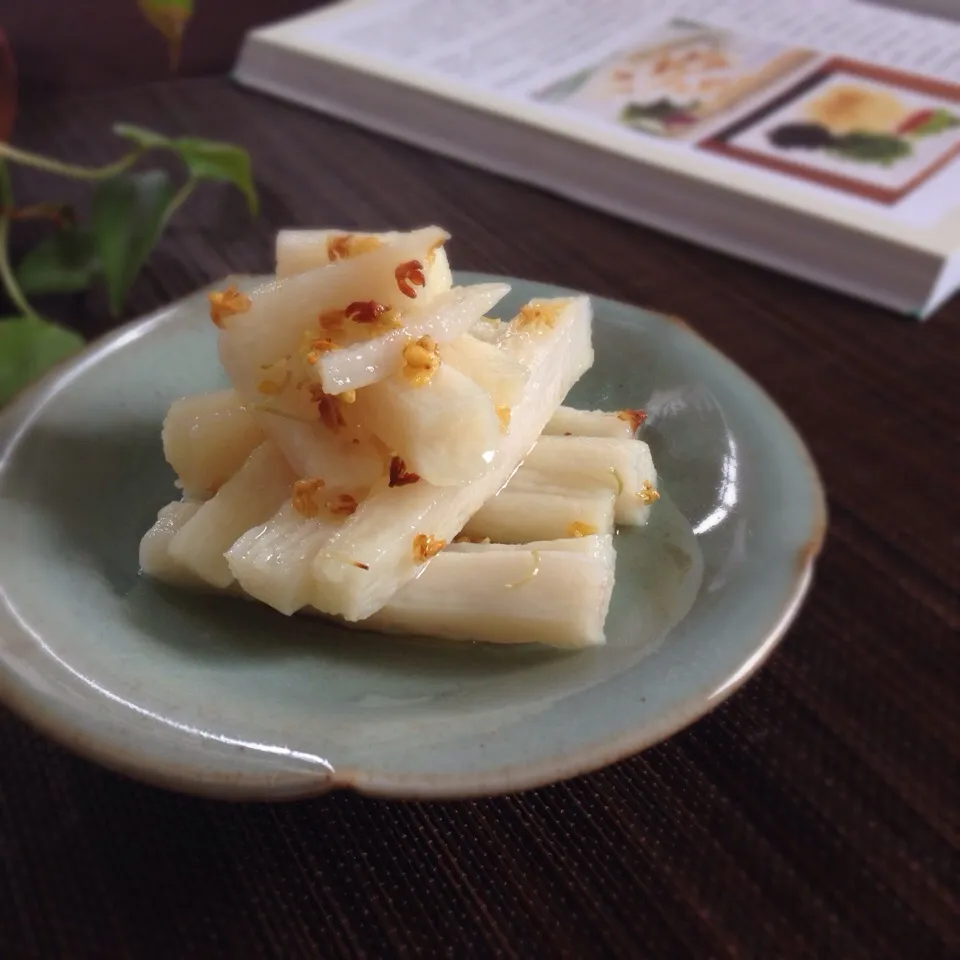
xmin=497 ymin=297 xmax=592 ymax=368
xmin=161 ymin=389 xmax=264 ymax=499
xmin=219 ymin=225 xmax=449 ymax=371
xmin=219 ymin=229 xmax=448 ymax=487
xmin=468 ymin=315 xmax=506 ymax=343
xmin=315 ymin=283 xmax=510 ymax=395
xmin=544 ymin=406 xmax=641 ymax=439
xmin=220 ymin=226 xmax=449 ymax=412
xmin=425 ymin=245 xmax=453 ymax=300
xmin=276 ymin=229 xmax=395 ymax=278
xmin=461 ymin=489 xmax=615 ymax=543
xmin=276 ymin=228 xmax=453 ymax=300
xmin=309 ymin=295 xmax=594 ymax=622
xmin=226 ymin=502 xmax=348 ymax=615
xmin=446 ymin=534 xmax=608 ymax=556
xmin=146 ymin=507 xmax=615 ymax=648
xmin=362 ymin=537 xmax=616 ymax=648
xmin=352 ymin=364 xmax=500 ymax=486
xmin=159 ymin=384 xmax=383 ymax=496
xmin=439 ymin=334 xmax=528 ymax=407
xmin=168 ymin=442 xmax=297 ymax=589
xmin=138 ymin=500 xmax=205 ymax=586
xmin=247 ymin=408 xmax=385 ymax=490
xmin=511 ymin=435 xmax=658 ymax=526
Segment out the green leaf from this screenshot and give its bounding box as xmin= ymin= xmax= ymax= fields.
xmin=16 ymin=228 xmax=100 ymax=296
xmin=173 ymin=137 xmax=258 ymax=214
xmin=113 ymin=123 xmax=173 ymax=151
xmin=830 ymin=132 xmax=912 ymax=166
xmin=92 ymin=169 xmax=175 ymax=316
xmin=910 ymin=108 xmax=960 ymax=139
xmin=0 ymin=317 xmax=84 ymax=406
xmin=138 ymin=0 xmax=194 ymax=71
xmin=112 ymin=125 xmax=258 ymax=214
xmin=620 ymin=98 xmax=696 ymax=132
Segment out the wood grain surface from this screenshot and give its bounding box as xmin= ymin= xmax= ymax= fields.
xmin=1 ymin=69 xmax=957 ymax=960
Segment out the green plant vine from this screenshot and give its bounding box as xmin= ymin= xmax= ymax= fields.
xmin=0 ymin=1 xmax=259 ymax=405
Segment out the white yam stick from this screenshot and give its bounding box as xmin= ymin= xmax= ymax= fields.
xmin=461 ymin=489 xmax=615 ymax=543
xmin=219 ymin=228 xmax=449 ymax=481
xmin=249 ymin=410 xmax=385 ymax=490
xmin=544 ymin=406 xmax=639 ymax=439
xmin=468 ymin=315 xmax=506 ymax=343
xmin=225 ymin=503 xmax=348 ymax=616
xmin=139 ymin=501 xmax=205 ymax=586
xmin=362 ymin=535 xmax=616 ymax=648
xmin=161 ymin=389 xmax=264 ymax=499
xmin=352 ymin=364 xmax=500 ymax=486
xmin=157 ymin=386 xmax=383 ymax=492
xmin=309 ymin=296 xmax=594 ymax=622
xmin=276 ymin=228 xmax=453 ymax=299
xmin=157 ymin=390 xmax=648 ymax=510
xmin=444 ymin=536 xmax=605 ymax=555
xmin=221 ymin=226 xmax=449 ymax=370
xmin=276 ymin=229 xmax=390 ymax=278
xmin=315 ymin=283 xmax=510 ymax=395
xmin=439 ymin=334 xmax=528 ymax=407
xmin=510 ymin=435 xmax=658 ymax=525
xmin=167 ymin=442 xmax=296 ymax=588
xmin=144 ymin=513 xmax=615 ymax=649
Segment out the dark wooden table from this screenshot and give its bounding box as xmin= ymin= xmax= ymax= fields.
xmin=1 ymin=75 xmax=957 ymax=959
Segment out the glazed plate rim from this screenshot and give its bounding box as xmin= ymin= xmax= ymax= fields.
xmin=0 ymin=276 xmax=827 ymax=800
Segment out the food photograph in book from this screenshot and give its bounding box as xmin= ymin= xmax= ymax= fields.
xmin=698 ymin=57 xmax=960 ymax=203
xmin=534 ymin=18 xmax=815 ymax=141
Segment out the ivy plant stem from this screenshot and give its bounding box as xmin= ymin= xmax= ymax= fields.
xmin=165 ymin=176 xmax=197 ymax=222
xmin=0 ymin=141 xmax=140 ymax=181
xmin=0 ymin=162 xmax=41 ymax=321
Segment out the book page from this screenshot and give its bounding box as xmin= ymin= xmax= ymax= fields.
xmin=297 ymin=0 xmax=960 ymax=230
xmin=306 ymin=0 xmax=960 ymax=86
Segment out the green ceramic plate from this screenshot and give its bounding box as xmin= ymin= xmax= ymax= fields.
xmin=0 ymin=274 xmax=826 ymax=800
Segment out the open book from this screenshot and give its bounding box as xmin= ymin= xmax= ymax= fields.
xmin=235 ymin=0 xmax=960 ymax=318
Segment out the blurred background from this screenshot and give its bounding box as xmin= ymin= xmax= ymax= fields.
xmin=5 ymin=1 xmax=314 ymax=95
xmin=6 ymin=0 xmax=959 ymax=97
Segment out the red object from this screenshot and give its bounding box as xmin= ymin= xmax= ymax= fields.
xmin=897 ymin=108 xmax=934 ymax=135
xmin=0 ymin=28 xmax=16 ymax=141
